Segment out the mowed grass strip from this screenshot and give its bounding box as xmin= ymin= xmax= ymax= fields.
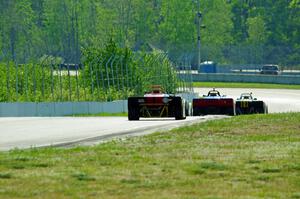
xmin=193 ymin=81 xmax=300 ymax=89
xmin=0 ymin=113 xmax=299 ymax=198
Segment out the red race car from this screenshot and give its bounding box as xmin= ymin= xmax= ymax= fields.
xmin=193 ymin=88 xmax=235 ymax=116
xmin=128 ymin=86 xmax=187 ymax=120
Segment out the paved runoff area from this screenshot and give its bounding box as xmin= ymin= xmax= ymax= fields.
xmin=0 ymin=88 xmax=299 ymax=151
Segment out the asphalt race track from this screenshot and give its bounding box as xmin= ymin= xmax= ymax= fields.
xmin=0 ymin=88 xmax=299 ymax=151
xmin=0 ymin=115 xmax=226 ymax=151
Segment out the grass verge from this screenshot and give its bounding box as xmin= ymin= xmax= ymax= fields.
xmin=193 ymin=81 xmax=300 ymax=89
xmin=0 ymin=113 xmax=299 ymax=198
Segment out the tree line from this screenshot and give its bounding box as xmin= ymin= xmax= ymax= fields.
xmin=0 ymin=0 xmax=299 ymax=66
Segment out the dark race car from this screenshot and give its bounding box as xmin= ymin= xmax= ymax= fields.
xmin=128 ymin=86 xmax=187 ymax=120
xmin=236 ymin=93 xmax=268 ymax=115
xmin=193 ymin=88 xmax=235 ymax=116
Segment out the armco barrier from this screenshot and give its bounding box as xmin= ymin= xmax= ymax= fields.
xmin=0 ymin=101 xmax=128 ymax=117
xmin=179 ymin=73 xmax=300 ymax=85
xmin=0 ymin=92 xmax=198 ymax=117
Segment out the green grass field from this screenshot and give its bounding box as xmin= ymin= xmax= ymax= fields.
xmin=0 ymin=113 xmax=299 ymax=198
xmin=193 ymin=82 xmax=300 ymax=89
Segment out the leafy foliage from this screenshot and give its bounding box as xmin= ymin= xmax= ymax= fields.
xmin=0 ymin=0 xmax=298 ymax=66
xmin=0 ymin=40 xmax=180 ymax=102
xmin=82 ymin=39 xmax=179 ymax=99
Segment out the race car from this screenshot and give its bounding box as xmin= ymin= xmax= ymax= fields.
xmin=193 ymin=88 xmax=235 ymax=116
xmin=236 ymin=93 xmax=268 ymax=115
xmin=128 ymin=86 xmax=187 ymax=120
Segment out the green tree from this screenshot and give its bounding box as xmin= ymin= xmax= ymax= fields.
xmin=246 ymin=16 xmax=268 ymax=64
xmin=43 ymin=0 xmax=81 ymax=63
xmin=154 ymin=0 xmax=195 ymax=60
xmin=246 ymin=16 xmax=267 ymax=45
xmin=201 ymin=0 xmax=233 ymax=62
xmin=0 ymin=0 xmax=38 ymax=62
xmin=287 ymin=0 xmax=300 ymax=65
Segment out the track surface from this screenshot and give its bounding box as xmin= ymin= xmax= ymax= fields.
xmin=0 ymin=88 xmax=299 ymax=151
xmin=0 ymin=116 xmax=225 ymax=151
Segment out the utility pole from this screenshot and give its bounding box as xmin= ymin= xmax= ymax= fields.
xmin=196 ymin=0 xmax=202 ymax=70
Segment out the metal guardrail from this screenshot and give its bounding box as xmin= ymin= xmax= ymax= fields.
xmin=179 ymin=73 xmax=300 ymax=85
xmin=0 ymin=101 xmax=127 ymax=117
xmin=0 ymin=92 xmax=198 ymax=117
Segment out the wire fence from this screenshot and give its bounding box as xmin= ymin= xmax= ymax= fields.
xmin=171 ymin=45 xmax=300 ymax=72
xmin=2 ymin=41 xmax=300 ymax=103
xmin=0 ymin=51 xmax=193 ymax=103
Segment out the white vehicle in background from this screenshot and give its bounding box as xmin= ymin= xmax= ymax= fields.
xmin=260 ymin=64 xmax=280 ymax=75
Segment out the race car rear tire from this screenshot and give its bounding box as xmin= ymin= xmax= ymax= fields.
xmin=256 ymin=106 xmax=265 ymax=114
xmin=236 ymin=107 xmax=242 ymax=115
xmin=185 ymin=101 xmax=190 ymax=116
xmin=264 ymin=105 xmax=268 ymax=114
xmin=226 ymin=107 xmax=235 ymax=116
xmin=175 ymin=112 xmax=186 ymax=120
xmin=128 ymin=98 xmax=140 ymax=121
xmin=174 ymin=98 xmax=186 ymax=120
xmin=128 ymin=107 xmax=139 ymax=121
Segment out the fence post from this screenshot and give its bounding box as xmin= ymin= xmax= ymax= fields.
xmin=105 ymin=56 xmax=113 ymax=89
xmin=50 ymin=59 xmax=54 ymax=101
xmin=6 ymin=59 xmax=10 ymax=102
xmin=119 ymin=56 xmax=125 ymax=98
xmin=59 ymin=61 xmax=63 ymax=101
xmin=25 ymin=61 xmax=28 ymax=101
xmin=110 ymin=55 xmax=117 ymax=88
xmin=75 ymin=63 xmax=80 ymax=101
xmin=89 ymin=59 xmax=95 ymax=101
xmin=105 ymin=55 xmax=113 ymax=101
xmin=15 ymin=60 xmax=18 ymax=101
xmin=141 ymin=54 xmax=151 ymax=92
xmin=125 ymin=59 xmax=129 ymax=89
xmin=97 ymin=56 xmax=106 ymax=100
xmin=142 ymin=53 xmax=153 ymax=91
xmin=80 ymin=56 xmax=87 ymax=101
xmin=133 ymin=53 xmax=144 ymax=94
xmin=33 ymin=61 xmax=36 ymax=100
xmin=67 ymin=63 xmax=72 ymax=101
xmin=93 ymin=57 xmax=101 ymax=101
xmin=41 ymin=58 xmax=46 ymax=100
xmin=151 ymin=53 xmax=163 ymax=88
xmin=115 ymin=56 xmax=120 ymax=92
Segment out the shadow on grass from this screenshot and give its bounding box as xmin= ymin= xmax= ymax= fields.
xmin=0 ymin=173 xmax=12 ymax=179
xmin=72 ymin=173 xmax=96 ymax=181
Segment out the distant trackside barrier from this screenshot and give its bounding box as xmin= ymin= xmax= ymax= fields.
xmin=0 ymin=92 xmax=198 ymax=117
xmin=179 ymin=73 xmax=300 ymax=85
